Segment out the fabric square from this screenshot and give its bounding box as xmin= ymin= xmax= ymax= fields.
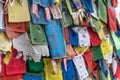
xmin=98 ymin=0 xmax=107 ymax=23
xmin=8 ymin=0 xmax=30 ymax=22
xmin=61 ymin=60 xmax=78 ymax=80
xmin=87 ymin=27 xmax=101 ymax=46
xmin=91 ymin=46 xmax=103 ymax=61
xmin=107 ymin=6 xmax=116 ymax=32
xmin=73 ymin=55 xmax=88 ymax=80
xmin=29 ymin=21 xmax=48 ymax=45
xmin=43 ymin=58 xmax=63 ymax=80
xmin=72 ymin=27 xmax=90 ymax=47
xmin=45 ymin=20 xmax=66 ymax=59
xmin=68 ymin=27 xmax=79 ymax=46
xmin=26 ymin=59 xmax=44 ymax=73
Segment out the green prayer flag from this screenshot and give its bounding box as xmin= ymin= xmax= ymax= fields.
xmin=29 ymin=21 xmax=48 ymax=45
xmin=91 ymin=46 xmax=103 ymax=61
xmin=98 ymin=0 xmax=107 ymax=23
xmin=26 ymin=58 xmax=44 ymax=73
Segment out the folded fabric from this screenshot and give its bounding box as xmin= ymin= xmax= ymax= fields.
xmin=73 ymin=55 xmax=88 ymax=80
xmin=45 ymin=20 xmax=66 ymax=59
xmin=87 ymin=27 xmax=101 ymax=46
xmin=43 ymin=58 xmax=63 ymax=80
xmin=6 ymin=47 xmax=26 ymax=75
xmin=8 ymin=0 xmax=30 ymax=22
xmin=29 ymin=21 xmax=48 ymax=45
xmin=91 ymin=46 xmax=103 ymax=61
xmin=5 ymin=14 xmax=29 ymax=33
xmin=68 ymin=27 xmax=79 ymax=46
xmin=61 ymin=60 xmax=78 ymax=80
xmin=81 ymin=0 xmax=94 ymax=13
xmin=24 ymin=74 xmax=44 ymax=80
xmin=32 ymin=0 xmax=56 ymax=7
xmin=107 ymin=6 xmax=117 ymax=32
xmin=28 ymin=0 xmax=48 ymax=24
xmin=98 ymin=0 xmax=107 ymax=23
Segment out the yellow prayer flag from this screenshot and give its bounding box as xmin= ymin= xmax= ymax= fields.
xmin=8 ymin=0 xmax=30 ymax=22
xmin=100 ymin=39 xmax=112 ymax=57
xmin=74 ymin=46 xmax=89 ymax=55
xmin=43 ymin=58 xmax=63 ymax=80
